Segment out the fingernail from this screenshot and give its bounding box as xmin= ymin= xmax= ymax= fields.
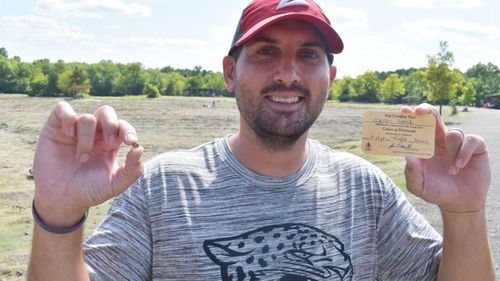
xmin=127 ymin=133 xmax=137 ymax=143
xmin=79 ymin=153 xmax=90 ymax=163
xmin=455 ymin=159 xmax=464 ymax=169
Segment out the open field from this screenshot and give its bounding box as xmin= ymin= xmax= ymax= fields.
xmin=0 ymin=94 xmax=497 ymax=280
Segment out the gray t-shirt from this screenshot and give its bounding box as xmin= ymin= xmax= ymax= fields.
xmin=84 ymin=137 xmax=442 ymax=281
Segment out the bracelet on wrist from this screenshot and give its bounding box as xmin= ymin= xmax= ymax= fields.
xmin=32 ymin=200 xmax=88 ymax=234
xmin=441 ymin=208 xmax=485 ymax=215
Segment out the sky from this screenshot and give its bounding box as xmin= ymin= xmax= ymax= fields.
xmin=0 ymin=0 xmax=499 ymax=78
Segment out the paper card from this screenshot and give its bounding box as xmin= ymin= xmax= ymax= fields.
xmin=361 ymin=111 xmax=436 ymax=159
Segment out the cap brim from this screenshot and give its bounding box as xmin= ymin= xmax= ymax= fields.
xmin=234 ymin=13 xmax=344 ymax=54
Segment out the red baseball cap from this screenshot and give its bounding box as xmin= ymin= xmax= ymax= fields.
xmin=229 ymin=0 xmax=344 ymax=56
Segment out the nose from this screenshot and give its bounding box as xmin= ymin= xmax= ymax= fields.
xmin=273 ymin=56 xmax=300 ymax=86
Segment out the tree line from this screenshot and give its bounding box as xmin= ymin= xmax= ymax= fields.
xmin=0 ymin=47 xmax=228 ymax=98
xmin=1 ymin=43 xmax=499 ymax=108
xmin=330 ymin=42 xmax=500 ymax=112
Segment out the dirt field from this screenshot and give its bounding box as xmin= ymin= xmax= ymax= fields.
xmin=0 ymin=94 xmax=498 ymax=279
xmin=2 ymin=94 xmax=387 ymax=279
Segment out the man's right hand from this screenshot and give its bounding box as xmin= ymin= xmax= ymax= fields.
xmin=32 ymin=101 xmax=144 ymax=228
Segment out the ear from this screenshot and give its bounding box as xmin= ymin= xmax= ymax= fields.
xmin=223 ymin=56 xmax=236 ymax=93
xmin=329 ymin=65 xmax=337 ymax=84
xmin=326 ymin=66 xmax=337 ymax=100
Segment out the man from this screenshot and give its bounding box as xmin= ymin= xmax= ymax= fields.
xmin=28 ymin=0 xmax=495 ymax=280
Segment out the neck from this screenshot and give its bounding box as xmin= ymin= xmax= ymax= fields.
xmin=228 ymin=128 xmax=310 ymax=178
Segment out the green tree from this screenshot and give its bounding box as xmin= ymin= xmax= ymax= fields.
xmin=114 ymin=62 xmax=146 ymax=95
xmin=144 ymin=69 xmax=166 ymax=92
xmin=162 ymin=72 xmax=186 ymax=96
xmin=380 ymin=73 xmax=405 ymax=104
xmin=160 ymin=65 xmax=175 ymax=73
xmin=28 ymin=68 xmax=49 ymax=96
xmin=15 ymin=62 xmax=33 ymax=93
xmin=351 ymin=71 xmax=380 ymax=103
xmin=0 ymin=47 xmax=7 ymax=58
xmin=465 ymin=62 xmax=500 ymax=107
xmin=144 ymin=83 xmax=160 ymax=98
xmin=88 ymin=60 xmax=119 ymax=96
xmin=0 ymin=56 xmax=17 ymax=92
xmin=460 ymin=79 xmax=477 ymax=107
xmin=37 ymin=60 xmax=65 ymax=96
xmin=404 ymin=70 xmax=427 ymax=104
xmin=165 ymin=81 xmax=175 ymax=96
xmin=57 ymin=64 xmax=90 ymax=96
xmin=332 ymin=77 xmax=352 ymax=102
xmin=33 ymin=59 xmax=51 ymax=76
xmin=205 ymin=73 xmax=226 ymax=96
xmin=187 ymin=76 xmax=203 ymax=89
xmin=425 ymin=41 xmax=461 ymax=114
xmin=0 ymin=56 xmax=32 ymax=93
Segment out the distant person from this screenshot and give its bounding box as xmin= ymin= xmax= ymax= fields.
xmin=28 ymin=0 xmax=495 ymax=280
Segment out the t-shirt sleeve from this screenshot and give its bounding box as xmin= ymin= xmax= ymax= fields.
xmin=83 ymin=176 xmax=152 ymax=281
xmin=375 ymin=176 xmax=442 ymax=281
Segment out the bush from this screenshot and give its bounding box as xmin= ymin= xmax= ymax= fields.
xmin=144 ymin=83 xmax=160 ymax=98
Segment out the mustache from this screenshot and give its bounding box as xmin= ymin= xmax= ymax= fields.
xmin=261 ymin=82 xmax=310 ymax=96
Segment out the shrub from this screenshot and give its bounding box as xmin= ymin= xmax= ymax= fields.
xmin=144 ymin=83 xmax=160 ymax=98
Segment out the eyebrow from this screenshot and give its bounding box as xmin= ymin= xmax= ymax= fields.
xmin=301 ymin=41 xmax=327 ymax=50
xmin=247 ymin=36 xmax=326 ymax=49
xmin=247 ymin=36 xmax=278 ymax=46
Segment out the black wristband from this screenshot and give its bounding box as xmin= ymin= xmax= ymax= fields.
xmin=32 ymin=200 xmax=88 ymax=234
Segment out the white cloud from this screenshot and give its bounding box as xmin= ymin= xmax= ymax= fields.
xmin=112 ymin=36 xmax=205 ymax=49
xmin=334 ymin=34 xmax=428 ymax=77
xmin=393 ymin=0 xmax=433 ymax=8
xmin=209 ymin=25 xmax=235 ymax=42
xmin=329 ymin=7 xmax=367 ymax=28
xmin=98 ymin=36 xmax=212 ymax=70
xmin=394 ymin=0 xmax=485 ymax=8
xmin=316 ymin=2 xmax=367 ymax=29
xmin=33 ymin=0 xmax=151 ymax=18
xmin=443 ymin=0 xmax=485 ymax=8
xmin=106 ymin=24 xmax=121 ymax=30
xmin=401 ymin=19 xmax=500 ymax=41
xmin=0 ymin=15 xmax=93 ymax=43
xmin=0 ymin=15 xmax=94 ymax=63
xmin=399 ymin=19 xmax=500 ymax=72
xmin=133 ymin=0 xmax=173 ymax=2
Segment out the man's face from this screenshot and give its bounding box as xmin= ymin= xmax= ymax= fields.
xmin=224 ymin=20 xmax=335 ymax=150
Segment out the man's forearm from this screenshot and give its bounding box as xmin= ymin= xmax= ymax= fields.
xmin=28 ymin=224 xmax=90 ymax=281
xmin=437 ymin=210 xmax=496 ymax=281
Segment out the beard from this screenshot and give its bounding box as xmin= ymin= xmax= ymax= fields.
xmin=235 ymin=81 xmax=325 ymax=152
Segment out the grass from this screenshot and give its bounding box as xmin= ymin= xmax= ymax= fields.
xmin=0 ymin=191 xmax=32 ymax=279
xmin=332 ymin=140 xmax=407 ymax=189
xmin=0 ymin=94 xmax=464 ymax=280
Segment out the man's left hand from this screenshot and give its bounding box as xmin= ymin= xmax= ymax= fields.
xmin=401 ymin=103 xmax=490 ymax=213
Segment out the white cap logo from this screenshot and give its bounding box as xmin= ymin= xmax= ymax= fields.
xmin=276 ymin=0 xmax=309 ymax=10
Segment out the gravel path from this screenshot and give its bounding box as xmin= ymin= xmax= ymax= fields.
xmin=410 ymin=107 xmax=500 ymax=278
